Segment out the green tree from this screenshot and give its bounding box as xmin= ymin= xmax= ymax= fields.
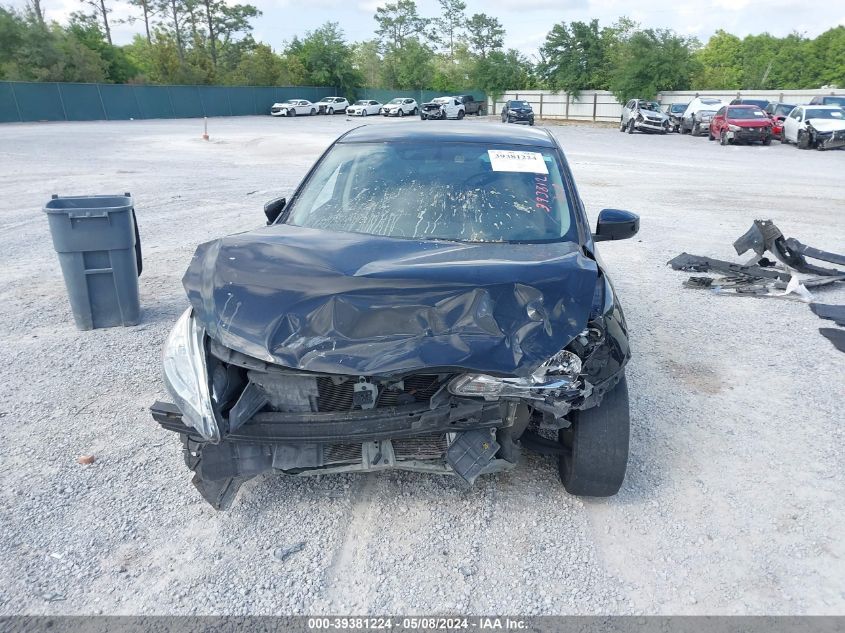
xmin=472 ymin=48 xmax=534 ymax=97
xmin=433 ymin=0 xmax=465 ymax=59
xmin=287 ymin=22 xmax=361 ymax=93
xmin=539 ymin=19 xmax=614 ymax=93
xmin=68 ymin=11 xmax=139 ymax=81
xmin=693 ymin=30 xmax=742 ymax=89
xmin=609 ymin=28 xmax=698 ymax=102
xmin=225 ymin=43 xmax=283 ymax=84
xmin=381 ymin=38 xmax=434 ymax=89
xmin=80 ymin=0 xmax=113 ymax=44
xmin=374 ymin=0 xmax=430 ymax=50
xmin=809 ymin=26 xmax=845 ymax=87
xmin=351 ymin=39 xmax=382 ymax=87
xmin=465 ymin=13 xmax=503 ymax=59
xmin=197 ymin=0 xmax=259 ymax=68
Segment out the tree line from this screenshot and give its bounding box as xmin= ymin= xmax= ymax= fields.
xmin=1 ymin=0 xmax=843 ymax=102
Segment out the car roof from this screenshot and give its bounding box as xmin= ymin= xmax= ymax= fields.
xmin=802 ymin=104 xmax=843 ymax=110
xmin=727 ymin=105 xmax=760 ymax=109
xmin=338 ymin=122 xmax=556 ymax=148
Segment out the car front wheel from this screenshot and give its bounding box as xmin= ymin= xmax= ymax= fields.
xmin=457 ymin=110 xmax=465 ymax=120
xmin=619 ymin=118 xmax=626 ymax=132
xmin=627 ymin=119 xmax=635 ymax=134
xmin=780 ymin=129 xmax=788 ymax=144
xmin=328 ymin=107 xmax=334 ymax=115
xmin=558 ymin=374 xmax=630 ymax=497
xmin=720 ymin=129 xmax=729 ymax=145
xmin=797 ymin=130 xmax=811 ymax=149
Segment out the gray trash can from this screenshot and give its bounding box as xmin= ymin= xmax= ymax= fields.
xmin=44 ymin=193 xmax=142 ymax=330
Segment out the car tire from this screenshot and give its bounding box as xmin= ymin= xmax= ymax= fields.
xmin=627 ymin=119 xmax=635 ymax=134
xmin=780 ymin=129 xmax=788 ymax=144
xmin=708 ymin=128 xmax=715 ymax=140
xmin=797 ymin=130 xmax=811 ymax=149
xmin=420 ymin=114 xmax=427 ymax=120
xmin=529 ymin=118 xmax=535 ymax=126
xmin=619 ymin=118 xmax=626 ymax=132
xmin=328 ymin=107 xmax=334 ymax=115
xmin=763 ymin=136 xmax=771 ymax=146
xmin=398 ymin=108 xmax=404 ymax=117
xmin=692 ymin=122 xmax=700 ymax=136
xmin=362 ymin=110 xmax=368 ymax=117
xmin=558 ymin=374 xmax=630 ymax=497
xmin=720 ymin=129 xmax=729 ymax=145
xmin=457 ymin=110 xmax=465 ymax=120
xmin=412 ymin=108 xmax=418 ymax=116
xmin=288 ymin=109 xmax=295 ymax=117
xmin=310 ymin=108 xmax=315 ymax=115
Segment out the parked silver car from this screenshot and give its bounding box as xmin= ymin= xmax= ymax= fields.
xmin=620 ymin=99 xmax=670 ymax=134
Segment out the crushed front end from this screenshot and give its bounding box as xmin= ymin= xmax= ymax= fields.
xmin=152 ymin=224 xmax=630 ymax=508
xmin=152 ymin=301 xmax=628 ymax=509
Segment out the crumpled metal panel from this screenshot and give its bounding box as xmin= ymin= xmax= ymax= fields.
xmin=183 ymin=224 xmax=597 ymax=377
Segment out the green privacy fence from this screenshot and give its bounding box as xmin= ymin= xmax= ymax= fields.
xmin=0 ymin=82 xmax=487 ymax=123
xmin=0 ymin=82 xmax=338 ymax=123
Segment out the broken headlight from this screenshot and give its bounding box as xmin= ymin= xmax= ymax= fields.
xmin=162 ymin=308 xmax=220 ymax=442
xmin=448 ymin=351 xmax=582 ymax=400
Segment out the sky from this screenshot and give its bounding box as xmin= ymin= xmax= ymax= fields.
xmin=11 ymin=0 xmax=845 ymax=58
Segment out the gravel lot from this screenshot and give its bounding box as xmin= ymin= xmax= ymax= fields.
xmin=0 ymin=114 xmax=843 ymax=616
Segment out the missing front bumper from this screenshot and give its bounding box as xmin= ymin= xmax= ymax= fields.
xmin=152 ymin=398 xmax=514 ymax=507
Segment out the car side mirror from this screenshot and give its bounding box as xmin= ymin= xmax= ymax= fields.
xmin=593 ymin=209 xmax=639 ymax=242
xmin=264 ymin=197 xmax=286 ymax=224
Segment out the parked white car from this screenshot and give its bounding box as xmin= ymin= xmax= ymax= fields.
xmin=680 ymin=96 xmax=726 ymax=135
xmin=315 ymin=96 xmax=349 ymax=114
xmin=270 ymin=100 xmax=317 ymax=117
xmin=781 ymin=105 xmax=845 ymax=150
xmin=346 ymin=100 xmax=383 ymax=117
xmin=420 ymin=96 xmax=465 ymax=120
xmin=382 ymin=98 xmax=418 ymax=117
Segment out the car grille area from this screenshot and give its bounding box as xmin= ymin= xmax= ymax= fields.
xmin=248 ymin=371 xmax=448 ymax=413
xmin=324 ymin=434 xmax=449 ymax=465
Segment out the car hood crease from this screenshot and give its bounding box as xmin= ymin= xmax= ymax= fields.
xmin=183 ymin=224 xmax=598 ymax=377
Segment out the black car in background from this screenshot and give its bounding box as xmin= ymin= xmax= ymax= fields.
xmin=152 ymin=123 xmax=640 ymax=509
xmin=729 ymin=98 xmax=771 ymax=109
xmin=808 ymin=95 xmax=845 ymax=108
xmin=501 ymin=99 xmax=535 ymax=125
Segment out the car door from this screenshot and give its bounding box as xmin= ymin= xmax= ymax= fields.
xmin=785 ymin=108 xmax=802 ymax=141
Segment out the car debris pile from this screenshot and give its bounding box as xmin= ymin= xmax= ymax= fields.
xmin=669 ymin=219 xmax=845 ymax=352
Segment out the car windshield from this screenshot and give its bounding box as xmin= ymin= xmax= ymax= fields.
xmin=670 ymin=104 xmax=686 ymax=113
xmin=511 ymin=101 xmax=531 ymax=108
xmin=353 ymin=101 xmax=368 ymax=105
xmin=286 ymin=142 xmax=576 ymax=243
xmin=806 ymin=109 xmax=845 ymax=120
xmin=701 ymin=99 xmax=721 ymax=105
xmin=433 ymin=98 xmax=451 ymax=104
xmin=641 ymin=102 xmax=660 ymax=111
xmin=389 ymin=99 xmax=403 ymax=104
xmin=775 ymin=104 xmax=796 ymax=116
xmin=727 ymin=108 xmax=768 ymax=119
xmin=822 ymin=97 xmax=845 ymax=106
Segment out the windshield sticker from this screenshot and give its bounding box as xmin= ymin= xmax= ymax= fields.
xmin=488 ymin=150 xmax=549 ymax=174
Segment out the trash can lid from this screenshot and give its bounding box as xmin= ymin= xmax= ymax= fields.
xmin=44 ymin=194 xmax=133 ymax=219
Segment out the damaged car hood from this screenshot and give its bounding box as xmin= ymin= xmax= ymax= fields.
xmin=806 ymin=119 xmax=845 ymax=132
xmin=183 ymin=224 xmax=598 ymax=377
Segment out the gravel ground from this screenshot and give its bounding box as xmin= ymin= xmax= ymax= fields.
xmin=0 ymin=114 xmax=843 ymax=616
